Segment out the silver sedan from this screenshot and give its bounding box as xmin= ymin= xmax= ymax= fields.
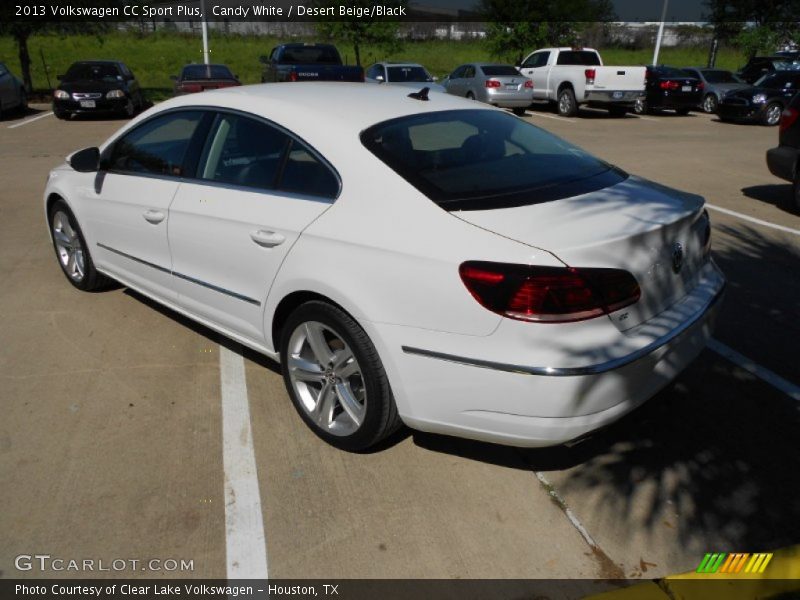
xmin=442 ymin=63 xmax=533 ymax=115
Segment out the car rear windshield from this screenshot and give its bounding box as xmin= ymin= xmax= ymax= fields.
xmin=64 ymin=63 xmax=120 ymax=81
xmin=280 ymin=46 xmax=341 ymax=64
xmin=652 ymin=66 xmax=694 ymax=78
xmin=387 ymin=66 xmax=432 ymax=82
xmin=182 ymin=65 xmax=234 ymax=80
xmin=556 ymin=51 xmax=601 ymax=66
xmin=361 ymin=109 xmax=625 ymax=211
xmin=702 ymin=70 xmax=740 ymax=84
xmin=480 ymin=65 xmax=520 ymax=77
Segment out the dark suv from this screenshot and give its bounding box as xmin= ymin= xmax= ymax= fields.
xmin=738 ymin=56 xmax=799 ymax=84
xmin=766 ymin=92 xmax=800 ymax=212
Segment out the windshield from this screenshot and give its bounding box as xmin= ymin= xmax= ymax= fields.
xmin=481 ymin=65 xmax=521 ymax=77
xmin=181 ymin=65 xmax=235 ymax=80
xmin=361 ymin=109 xmax=625 ymax=211
xmin=280 ymin=46 xmax=340 ymax=64
xmin=703 ymin=70 xmax=740 ymax=84
xmin=387 ymin=66 xmax=432 ymax=83
xmin=64 ymin=63 xmax=121 ymax=82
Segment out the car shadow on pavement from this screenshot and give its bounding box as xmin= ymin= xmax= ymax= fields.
xmin=1 ymin=104 xmax=47 ymax=122
xmin=742 ymin=184 xmax=794 ymax=212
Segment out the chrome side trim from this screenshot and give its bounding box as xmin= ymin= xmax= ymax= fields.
xmin=402 ymin=284 xmax=725 ymax=377
xmin=96 ymin=242 xmax=261 ymax=306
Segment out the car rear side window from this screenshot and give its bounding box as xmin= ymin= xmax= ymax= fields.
xmin=556 ymin=51 xmax=601 ymax=66
xmin=109 ymin=111 xmax=204 ymax=177
xmin=197 ymin=112 xmax=340 ymax=199
xmin=361 ymin=109 xmax=625 ymax=211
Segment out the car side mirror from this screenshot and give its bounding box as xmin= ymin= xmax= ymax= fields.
xmin=432 ymin=75 xmax=439 ymax=81
xmin=68 ymin=147 xmax=100 ymax=173
xmin=375 ymin=74 xmax=384 ymax=82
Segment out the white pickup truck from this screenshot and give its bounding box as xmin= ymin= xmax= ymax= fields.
xmin=518 ymin=47 xmax=646 ymax=117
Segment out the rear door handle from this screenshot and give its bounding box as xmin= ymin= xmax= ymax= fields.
xmin=143 ymin=209 xmax=166 ymax=224
xmin=250 ymin=230 xmax=285 ymax=248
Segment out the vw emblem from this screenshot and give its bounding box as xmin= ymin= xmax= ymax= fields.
xmin=671 ymin=242 xmax=684 ymax=273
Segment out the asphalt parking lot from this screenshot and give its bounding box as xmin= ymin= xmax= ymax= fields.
xmin=1 ymin=102 xmax=799 ymax=583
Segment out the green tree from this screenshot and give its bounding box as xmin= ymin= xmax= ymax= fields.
xmin=479 ymin=0 xmax=615 ymax=65
xmin=704 ymin=0 xmax=800 ymax=57
xmin=314 ymin=0 xmax=404 ymax=66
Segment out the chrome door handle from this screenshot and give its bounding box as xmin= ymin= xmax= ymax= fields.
xmin=143 ymin=209 xmax=166 ymax=224
xmin=250 ymin=230 xmax=285 ymax=248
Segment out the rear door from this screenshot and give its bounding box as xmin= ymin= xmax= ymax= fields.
xmin=168 ymin=111 xmax=339 ymax=344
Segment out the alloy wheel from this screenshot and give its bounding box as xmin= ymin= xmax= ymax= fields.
xmin=52 ymin=211 xmax=85 ymax=282
xmin=703 ymin=94 xmax=717 ymax=113
xmin=765 ymin=104 xmax=782 ymax=125
xmin=558 ymin=93 xmax=572 ymax=114
xmin=286 ymin=321 xmax=367 ymax=437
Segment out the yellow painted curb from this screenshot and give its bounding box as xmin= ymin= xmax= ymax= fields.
xmin=586 ymin=545 xmax=800 ymax=600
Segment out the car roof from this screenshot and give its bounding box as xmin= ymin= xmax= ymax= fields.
xmin=135 ymin=83 xmax=488 ymax=158
xmin=70 ymin=60 xmax=121 ymax=65
xmin=182 ymin=63 xmax=230 ymax=68
xmin=379 ymin=62 xmax=425 ymax=67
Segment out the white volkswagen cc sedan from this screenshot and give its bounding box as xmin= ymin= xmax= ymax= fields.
xmin=44 ymin=83 xmax=725 ymax=451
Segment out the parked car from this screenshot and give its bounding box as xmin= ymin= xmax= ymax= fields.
xmin=517 ymin=47 xmax=646 ymax=117
xmin=634 ymin=66 xmax=703 ymax=115
xmin=259 ymin=43 xmax=363 ymax=83
xmin=766 ymin=92 xmax=800 ymax=212
xmin=43 ymin=83 xmax=724 ymax=450
xmin=0 ymin=61 xmax=27 ymax=118
xmin=717 ymin=71 xmax=800 ymax=126
xmin=171 ymin=63 xmax=240 ymax=95
xmin=442 ymin=63 xmax=533 ymax=115
xmin=365 ymin=62 xmax=445 ymax=93
xmin=680 ymin=67 xmax=747 ymax=113
xmin=53 ymin=60 xmax=144 ymax=120
xmin=736 ymin=56 xmax=800 ymax=84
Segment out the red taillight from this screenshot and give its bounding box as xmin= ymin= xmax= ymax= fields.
xmin=659 ymin=80 xmax=680 ymax=91
xmin=697 ymin=81 xmax=704 ymax=90
xmin=524 ymin=79 xmax=533 ymax=89
xmin=485 ymin=79 xmax=502 ymax=88
xmin=780 ymin=107 xmax=799 ymax=133
xmin=181 ymin=83 xmax=201 ymax=93
xmin=459 ymin=261 xmax=641 ymax=323
xmin=289 ymin=71 xmax=298 ymax=82
xmin=585 ymin=68 xmax=596 ymax=85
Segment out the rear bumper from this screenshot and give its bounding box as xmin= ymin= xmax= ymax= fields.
xmin=583 ymin=90 xmax=642 ymax=106
xmin=485 ymin=91 xmax=534 ymax=108
xmin=373 ymin=261 xmax=725 ymax=447
xmin=766 ymin=145 xmax=798 ymax=182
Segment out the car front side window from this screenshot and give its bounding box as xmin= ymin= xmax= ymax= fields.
xmin=108 ymin=111 xmax=205 ymax=177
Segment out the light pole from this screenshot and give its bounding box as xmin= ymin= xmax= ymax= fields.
xmin=200 ymin=0 xmax=210 ymax=65
xmin=652 ymin=0 xmax=669 ymax=65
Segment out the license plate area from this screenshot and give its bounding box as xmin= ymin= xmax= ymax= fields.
xmin=80 ymin=100 xmax=96 ymax=108
xmin=681 ymin=86 xmax=692 ymax=92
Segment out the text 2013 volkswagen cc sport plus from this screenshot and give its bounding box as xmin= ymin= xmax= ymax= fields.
xmin=44 ymin=83 xmax=725 ymax=451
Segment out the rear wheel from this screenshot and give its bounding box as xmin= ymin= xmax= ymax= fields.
xmin=48 ymin=199 xmax=109 ymax=291
xmin=557 ymin=87 xmax=578 ymax=117
xmin=280 ymin=301 xmax=402 ymax=451
xmin=702 ymin=93 xmax=718 ymax=113
xmin=512 ymin=107 xmax=527 ymax=116
xmin=466 ymin=91 xmax=475 ymax=100
xmin=782 ymin=167 xmax=800 ymax=214
xmin=762 ymin=102 xmax=782 ymax=126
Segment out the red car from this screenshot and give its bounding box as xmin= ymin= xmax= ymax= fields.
xmin=171 ymin=64 xmax=241 ymax=95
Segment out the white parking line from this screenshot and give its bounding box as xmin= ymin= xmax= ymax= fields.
xmin=706 ymin=203 xmax=800 ymax=238
xmin=633 ymin=115 xmax=660 ymax=122
xmin=708 ymin=339 xmax=800 ymax=402
xmin=534 ymin=471 xmax=598 ymax=548
xmin=7 ymin=111 xmax=53 ymax=129
xmin=527 ymin=112 xmax=575 ymax=124
xmin=220 ymin=345 xmax=269 ymax=579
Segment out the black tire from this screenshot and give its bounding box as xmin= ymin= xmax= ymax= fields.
xmin=512 ymin=107 xmax=527 ymax=116
xmin=608 ymin=106 xmax=627 ymax=117
xmin=702 ymin=93 xmax=718 ymax=113
xmin=466 ymin=91 xmax=475 ymax=100
xmin=54 ymin=107 xmax=69 ymax=120
xmin=762 ymin=102 xmax=782 ymax=126
xmin=781 ymin=168 xmax=800 ymax=214
xmin=48 ymin=199 xmax=110 ymax=291
xmin=18 ymin=89 xmax=28 ymax=113
xmin=675 ymin=108 xmax=691 ymax=116
xmin=280 ymin=301 xmax=402 ymax=451
xmin=557 ymin=87 xmax=578 ymax=117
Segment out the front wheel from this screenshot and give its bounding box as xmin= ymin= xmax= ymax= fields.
xmin=762 ymin=102 xmax=782 ymax=126
xmin=280 ymin=301 xmax=402 ymax=451
xmin=54 ymin=107 xmax=70 ymax=120
xmin=557 ymin=87 xmax=578 ymax=117
xmin=702 ymin=93 xmax=718 ymax=113
xmin=48 ymin=199 xmax=109 ymax=291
